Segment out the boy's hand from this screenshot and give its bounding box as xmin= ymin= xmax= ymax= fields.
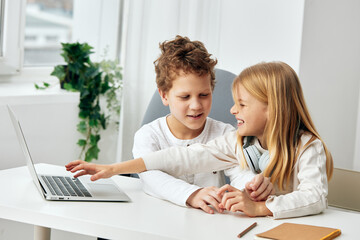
xmin=65 ymin=160 xmax=116 ymax=181
xmin=186 ymin=186 xmax=222 ymax=214
xmin=245 ymin=174 xmax=275 ymax=201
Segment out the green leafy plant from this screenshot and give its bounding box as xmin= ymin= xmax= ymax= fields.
xmin=98 ymin=57 xmax=123 ymax=126
xmin=50 ymin=42 xmax=123 ymax=162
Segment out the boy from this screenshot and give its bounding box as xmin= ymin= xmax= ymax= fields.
xmin=132 ymin=36 xmax=267 ymax=213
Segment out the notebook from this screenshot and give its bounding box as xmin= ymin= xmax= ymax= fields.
xmin=255 ymin=223 xmax=341 ymax=240
xmin=8 ymin=105 xmax=131 ymax=202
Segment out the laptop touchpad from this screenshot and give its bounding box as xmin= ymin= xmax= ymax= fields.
xmin=88 ymin=183 xmax=120 ymax=196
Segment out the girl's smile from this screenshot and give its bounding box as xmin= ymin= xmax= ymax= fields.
xmin=236 ymin=118 xmax=245 ymax=127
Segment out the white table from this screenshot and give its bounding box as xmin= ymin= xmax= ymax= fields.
xmin=0 ymin=163 xmax=359 ymax=240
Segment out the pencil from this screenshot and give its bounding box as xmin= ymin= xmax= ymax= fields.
xmin=237 ymin=222 xmax=257 ymax=238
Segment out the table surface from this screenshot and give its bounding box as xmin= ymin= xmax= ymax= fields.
xmin=0 ymin=163 xmax=359 ymax=240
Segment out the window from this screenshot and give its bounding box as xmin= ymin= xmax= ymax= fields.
xmin=24 ymin=0 xmax=73 ymax=67
xmin=0 ymin=0 xmax=123 ymax=78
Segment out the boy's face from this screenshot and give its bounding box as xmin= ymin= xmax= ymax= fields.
xmin=160 ymin=72 xmax=212 ymax=139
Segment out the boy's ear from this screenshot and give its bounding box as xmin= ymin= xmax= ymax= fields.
xmin=158 ymin=89 xmax=169 ymax=106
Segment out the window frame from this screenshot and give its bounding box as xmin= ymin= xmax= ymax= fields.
xmin=0 ymin=0 xmax=26 ymax=75
xmin=0 ymin=0 xmax=123 ymax=82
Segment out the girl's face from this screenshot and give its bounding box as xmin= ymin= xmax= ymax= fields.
xmin=231 ymin=83 xmax=268 ymax=147
xmin=160 ymin=72 xmax=212 ymax=139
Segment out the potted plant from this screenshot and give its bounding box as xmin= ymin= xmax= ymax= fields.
xmin=50 ymin=42 xmax=123 ymax=162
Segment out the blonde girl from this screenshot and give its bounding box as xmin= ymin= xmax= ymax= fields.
xmin=67 ymin=61 xmax=333 ymax=219
xmin=216 ymin=61 xmax=333 ymax=218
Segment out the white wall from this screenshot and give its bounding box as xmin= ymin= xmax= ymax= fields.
xmin=217 ymin=0 xmax=304 ymax=74
xmin=355 ymin=93 xmax=360 ymax=170
xmin=299 ymin=0 xmax=360 ymax=170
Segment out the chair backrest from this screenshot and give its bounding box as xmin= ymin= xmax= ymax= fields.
xmin=327 ymin=168 xmax=360 ymax=212
xmin=141 ymin=68 xmax=237 ymax=126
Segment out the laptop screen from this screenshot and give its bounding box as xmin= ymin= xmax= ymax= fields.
xmin=7 ymin=105 xmax=45 ymax=197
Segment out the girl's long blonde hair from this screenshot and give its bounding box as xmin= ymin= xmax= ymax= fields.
xmin=233 ymin=62 xmax=333 ymax=190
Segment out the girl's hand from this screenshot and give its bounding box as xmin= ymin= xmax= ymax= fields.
xmin=186 ymin=186 xmax=222 ymax=214
xmin=217 ymin=184 xmax=272 ymax=217
xmin=65 ymin=160 xmax=116 ymax=181
xmin=245 ymin=174 xmax=275 ymax=201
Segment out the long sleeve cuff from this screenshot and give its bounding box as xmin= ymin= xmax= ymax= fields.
xmin=265 ymin=190 xmax=327 ymax=219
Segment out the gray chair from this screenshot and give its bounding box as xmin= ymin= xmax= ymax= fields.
xmin=327 ymin=168 xmax=360 ymax=212
xmin=141 ymin=68 xmax=237 ymax=126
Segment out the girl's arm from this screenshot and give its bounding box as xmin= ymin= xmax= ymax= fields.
xmin=67 ymin=132 xmax=239 ymax=181
xmin=265 ymin=135 xmax=328 ymax=219
xmin=65 ymin=158 xmax=146 ymax=181
xmin=143 ymin=132 xmax=239 ymax=176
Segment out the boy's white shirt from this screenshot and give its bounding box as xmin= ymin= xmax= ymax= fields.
xmin=132 ymin=116 xmax=255 ymax=207
xmin=143 ymin=131 xmax=329 ymax=219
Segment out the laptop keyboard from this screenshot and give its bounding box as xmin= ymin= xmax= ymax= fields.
xmin=41 ymin=176 xmax=92 ymax=197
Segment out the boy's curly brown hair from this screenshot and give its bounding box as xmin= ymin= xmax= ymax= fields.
xmin=154 ymin=35 xmax=217 ymax=93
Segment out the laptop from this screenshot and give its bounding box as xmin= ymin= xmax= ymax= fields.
xmin=7 ymin=105 xmax=131 ymax=202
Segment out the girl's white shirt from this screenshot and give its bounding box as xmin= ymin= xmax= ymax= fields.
xmin=132 ymin=116 xmax=255 ymax=207
xmin=143 ymin=131 xmax=329 ymax=219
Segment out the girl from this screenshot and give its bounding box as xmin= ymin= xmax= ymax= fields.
xmin=67 ymin=61 xmax=333 ymax=219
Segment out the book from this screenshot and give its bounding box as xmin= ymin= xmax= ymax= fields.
xmin=254 ymin=223 xmax=341 ymax=240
